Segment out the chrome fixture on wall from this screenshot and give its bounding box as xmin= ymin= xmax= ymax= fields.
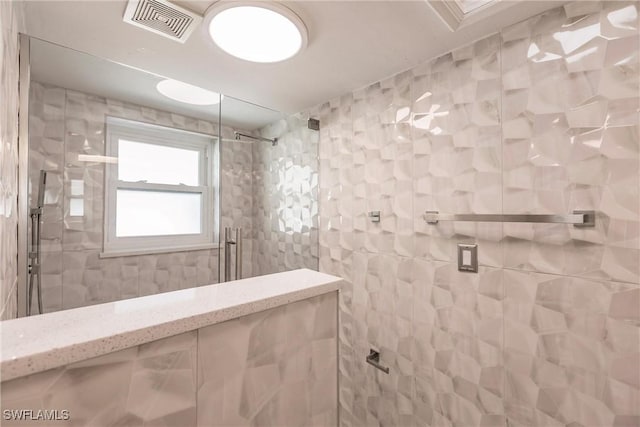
xmin=307 ymin=118 xmax=320 ymax=130
xmin=234 ymin=131 xmax=278 ymax=146
xmin=368 ymin=211 xmax=381 ymax=223
xmin=424 ymin=210 xmax=596 ymax=227
xmin=223 ymin=227 xmax=243 ymax=282
xmin=366 ymin=349 xmax=389 ymax=374
xmin=457 ymin=243 xmax=478 ymax=273
xmin=27 ymin=170 xmax=47 ymax=315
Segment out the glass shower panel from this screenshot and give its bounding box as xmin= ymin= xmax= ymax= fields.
xmin=25 ymin=38 xmax=222 ymax=315
xmin=217 ymin=97 xmax=320 ymax=282
xmin=25 ymin=36 xmax=321 ymax=316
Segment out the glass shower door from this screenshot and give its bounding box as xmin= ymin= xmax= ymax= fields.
xmin=217 ymin=98 xmax=320 ymax=282
xmin=23 ymin=37 xmax=223 ymax=316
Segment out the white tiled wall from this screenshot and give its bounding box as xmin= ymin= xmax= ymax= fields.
xmin=318 ymin=2 xmax=639 ymax=426
xmin=0 ymin=0 xmax=23 ymax=320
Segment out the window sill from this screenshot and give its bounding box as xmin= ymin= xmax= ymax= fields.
xmin=100 ymin=243 xmax=219 ymax=258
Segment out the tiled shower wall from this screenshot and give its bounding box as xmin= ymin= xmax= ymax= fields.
xmin=28 ymin=81 xmax=250 ymax=312
xmin=252 ymin=114 xmax=320 ymax=276
xmin=0 ymin=0 xmax=23 ymax=320
xmin=318 ymin=2 xmax=639 ymax=426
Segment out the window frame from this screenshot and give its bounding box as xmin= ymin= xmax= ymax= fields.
xmin=103 ymin=116 xmax=217 ymax=256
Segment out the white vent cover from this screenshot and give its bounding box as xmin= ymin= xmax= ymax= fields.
xmin=123 ymin=0 xmax=202 ymax=43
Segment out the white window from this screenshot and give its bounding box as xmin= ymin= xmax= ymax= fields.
xmin=103 ymin=117 xmax=217 ymax=256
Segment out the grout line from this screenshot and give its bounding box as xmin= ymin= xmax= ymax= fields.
xmin=350 ymin=246 xmax=638 ymax=286
xmin=499 ymin=29 xmax=507 ymax=426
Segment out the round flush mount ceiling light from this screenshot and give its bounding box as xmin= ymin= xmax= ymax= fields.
xmin=204 ymin=2 xmax=308 ymax=63
xmin=156 ymin=79 xmax=223 ymax=105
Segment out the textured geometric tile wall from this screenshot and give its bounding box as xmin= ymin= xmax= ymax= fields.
xmin=352 ymin=72 xmax=414 ymax=258
xmin=503 ymin=269 xmax=639 ymax=427
xmin=1 ymin=293 xmax=337 ymax=427
xmin=500 ymin=3 xmax=640 ymax=427
xmin=0 ymin=0 xmax=22 ymax=320
xmin=1 ymin=331 xmax=198 ymax=426
xmin=412 ymin=34 xmax=504 ymax=268
xmin=28 ymin=82 xmax=236 ymax=312
xmin=350 ymin=252 xmax=415 ymax=426
xmin=252 ymin=113 xmax=320 ymax=276
xmin=197 ymin=292 xmax=337 ymax=426
xmin=316 ymin=2 xmax=639 ymax=427
xmin=318 ymin=35 xmax=509 ymax=427
xmin=319 ymin=93 xmax=357 ymax=427
xmin=501 ymin=1 xmax=640 ymax=284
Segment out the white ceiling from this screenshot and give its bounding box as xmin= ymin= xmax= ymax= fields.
xmin=23 ymin=0 xmax=566 ymax=114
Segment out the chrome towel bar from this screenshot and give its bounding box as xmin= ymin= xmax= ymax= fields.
xmin=424 ymin=210 xmax=595 ymax=228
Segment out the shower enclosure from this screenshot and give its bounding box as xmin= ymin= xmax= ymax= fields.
xmin=18 ymin=36 xmax=319 ymax=316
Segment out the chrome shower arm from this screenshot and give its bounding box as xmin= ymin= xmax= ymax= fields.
xmin=234 ymin=132 xmax=278 ymax=146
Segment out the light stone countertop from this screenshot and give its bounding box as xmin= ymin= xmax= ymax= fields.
xmin=0 ymin=269 xmax=342 ymax=382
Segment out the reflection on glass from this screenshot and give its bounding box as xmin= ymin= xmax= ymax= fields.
xmin=70 ymin=179 xmax=84 ymax=196
xmin=69 ymin=198 xmax=84 ymax=217
xmin=459 ymin=0 xmax=495 ymax=14
xmin=116 ymin=190 xmax=201 ymax=237
xmin=118 ymin=139 xmax=200 ymax=185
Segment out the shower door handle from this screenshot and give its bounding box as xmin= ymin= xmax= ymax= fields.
xmin=224 ymin=227 xmax=234 ymax=282
xmin=235 ymin=228 xmax=242 ymax=280
xmin=223 ymin=227 xmax=242 ymax=282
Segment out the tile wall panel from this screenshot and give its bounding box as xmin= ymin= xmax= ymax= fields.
xmin=1 ymin=293 xmax=337 ymax=427
xmin=316 ymin=2 xmax=639 ymax=427
xmin=428 ymin=263 xmax=505 ymax=427
xmin=1 ymin=331 xmax=198 ymax=426
xmin=503 ymin=270 xmax=639 ymax=427
xmin=318 ymin=94 xmax=357 ymax=427
xmin=412 ymin=34 xmax=504 ymax=268
xmin=349 ymin=252 xmax=415 ymax=427
xmin=0 ymin=0 xmax=23 ymax=320
xmin=500 ymin=1 xmax=640 ymax=284
xmin=197 ymin=292 xmax=337 ymax=427
xmin=500 ymin=4 xmax=640 ymax=427
xmin=352 ymin=73 xmax=414 ymax=258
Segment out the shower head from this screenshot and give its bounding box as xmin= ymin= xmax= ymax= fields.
xmin=36 ymin=170 xmax=47 ymax=208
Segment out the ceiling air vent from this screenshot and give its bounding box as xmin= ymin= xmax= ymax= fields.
xmin=123 ymin=0 xmax=202 ymax=43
